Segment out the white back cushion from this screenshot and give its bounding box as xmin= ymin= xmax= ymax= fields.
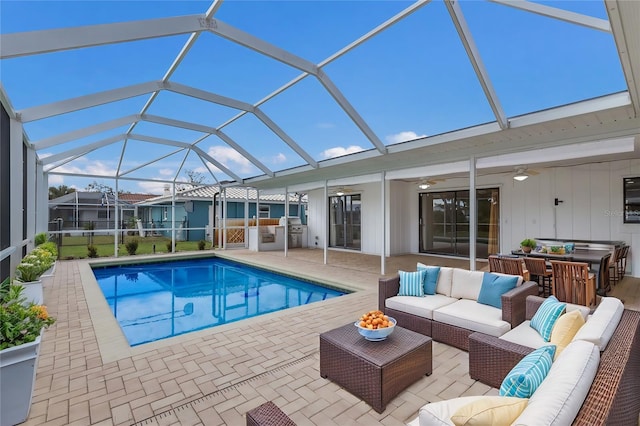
xmin=514 ymin=340 xmax=599 ymax=426
xmin=450 ymin=269 xmax=485 ymax=300
xmin=564 ymin=303 xmax=591 ymax=322
xmin=435 ymin=267 xmax=454 ymax=297
xmin=572 ymin=297 xmax=624 ymax=350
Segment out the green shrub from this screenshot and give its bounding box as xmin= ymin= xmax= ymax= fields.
xmin=38 ymin=241 xmax=58 ymax=258
xmin=34 ymin=232 xmax=47 ymax=246
xmin=15 ymin=246 xmax=56 ymax=282
xmin=0 ymin=283 xmax=56 ymax=350
xmin=125 ymin=239 xmax=139 ymax=255
xmin=198 ymin=240 xmax=206 ymax=250
xmin=87 ymin=245 xmax=98 ymax=258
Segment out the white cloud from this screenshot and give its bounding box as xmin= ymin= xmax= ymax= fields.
xmin=48 ymin=174 xmax=64 ymax=186
xmin=51 ymin=158 xmax=117 ymax=177
xmin=385 ymin=131 xmax=427 ymax=144
xmin=137 ymin=181 xmax=169 ymax=195
xmin=159 ymin=168 xmax=174 ymax=176
xmin=272 ymin=153 xmax=287 ymax=164
xmin=320 ymin=145 xmax=364 ymax=159
xmin=207 ymin=146 xmax=255 ymax=174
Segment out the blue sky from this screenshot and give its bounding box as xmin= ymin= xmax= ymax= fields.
xmin=0 ymin=0 xmax=627 ymax=194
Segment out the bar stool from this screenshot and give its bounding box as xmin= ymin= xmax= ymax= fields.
xmin=524 ymin=257 xmax=552 ymax=297
xmin=551 ymin=261 xmax=597 ymax=307
xmin=591 ymin=252 xmax=611 ymax=296
xmin=500 ymin=257 xmax=530 ymax=281
xmin=609 ymin=246 xmax=623 ymax=286
xmin=488 ymin=255 xmax=503 ymax=273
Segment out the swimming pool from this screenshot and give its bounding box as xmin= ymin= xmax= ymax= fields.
xmin=92 ymin=257 xmax=347 ymax=346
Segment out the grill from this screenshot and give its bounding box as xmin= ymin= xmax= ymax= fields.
xmin=279 ymin=216 xmax=305 ymax=248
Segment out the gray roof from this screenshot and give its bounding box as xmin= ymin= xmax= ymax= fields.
xmin=141 ymin=186 xmax=307 ymax=205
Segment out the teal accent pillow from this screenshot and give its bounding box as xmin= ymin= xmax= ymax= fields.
xmin=477 ymin=272 xmax=519 ymax=309
xmin=530 ymin=296 xmax=566 ymax=341
xmin=398 ymin=270 xmax=426 ymax=297
xmin=417 ymin=264 xmax=441 ymax=295
xmin=499 ymin=345 xmax=556 ymax=398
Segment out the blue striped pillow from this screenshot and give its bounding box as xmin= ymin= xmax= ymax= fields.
xmin=398 ymin=270 xmax=426 ymax=297
xmin=499 ymin=345 xmax=556 ymax=398
xmin=530 ymin=296 xmax=566 ymax=341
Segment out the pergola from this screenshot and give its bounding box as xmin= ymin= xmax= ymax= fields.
xmin=1 ymin=0 xmax=640 ymax=275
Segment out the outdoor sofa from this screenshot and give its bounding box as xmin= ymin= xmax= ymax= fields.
xmin=378 ymin=266 xmax=538 ymax=350
xmin=459 ymin=295 xmax=640 ymax=425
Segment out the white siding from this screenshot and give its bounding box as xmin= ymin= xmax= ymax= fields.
xmin=305 ymin=159 xmax=640 ymax=276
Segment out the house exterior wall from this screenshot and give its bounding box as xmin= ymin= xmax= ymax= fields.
xmin=306 ymin=159 xmax=640 ymax=277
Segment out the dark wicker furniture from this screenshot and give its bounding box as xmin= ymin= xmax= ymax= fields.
xmin=469 ymin=295 xmax=640 ymax=425
xmin=378 ymin=275 xmax=538 ymax=350
xmin=319 ymin=323 xmax=432 ymax=413
xmin=246 ymin=401 xmax=296 ymax=426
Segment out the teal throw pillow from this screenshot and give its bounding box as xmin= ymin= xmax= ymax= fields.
xmin=398 ymin=270 xmax=426 ymax=297
xmin=530 ymin=296 xmax=566 ymax=341
xmin=499 ymin=345 xmax=556 ymax=398
xmin=477 ymin=272 xmax=519 ymax=309
xmin=417 ymin=264 xmax=441 ymax=295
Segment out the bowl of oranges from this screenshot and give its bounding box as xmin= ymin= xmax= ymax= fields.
xmin=354 ymin=310 xmax=396 ymax=341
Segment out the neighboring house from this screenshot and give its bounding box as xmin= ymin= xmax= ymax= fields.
xmin=137 ymin=185 xmax=307 ymax=242
xmin=48 ymin=192 xmax=158 ymax=231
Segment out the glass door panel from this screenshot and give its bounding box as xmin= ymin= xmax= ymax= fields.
xmin=329 ymin=194 xmax=361 ymax=250
xmin=419 ymin=188 xmax=499 ymax=257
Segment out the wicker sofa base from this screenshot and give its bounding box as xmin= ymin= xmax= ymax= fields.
xmin=382 ymin=307 xmax=433 ymax=336
xmin=246 ymin=401 xmax=296 ymax=426
xmin=432 ymin=321 xmax=476 ymax=352
xmin=469 ymin=309 xmax=640 ymax=425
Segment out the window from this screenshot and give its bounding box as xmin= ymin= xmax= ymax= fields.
xmin=623 ymin=177 xmax=640 ymax=223
xmin=258 ymin=205 xmax=270 ymax=218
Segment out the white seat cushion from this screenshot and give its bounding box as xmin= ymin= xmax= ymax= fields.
xmin=385 ymin=295 xmax=457 ymax=320
xmin=450 ymin=269 xmax=485 ymax=300
xmin=433 ymin=299 xmax=511 ymax=337
xmin=499 ymin=320 xmax=547 ymax=349
xmin=572 ymin=296 xmax=624 ymax=350
xmin=514 ymin=340 xmax=599 ymax=426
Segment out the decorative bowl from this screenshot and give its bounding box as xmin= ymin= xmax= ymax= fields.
xmin=354 ymin=317 xmax=396 ymax=341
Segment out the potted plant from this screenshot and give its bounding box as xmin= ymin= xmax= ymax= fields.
xmin=520 ymin=238 xmax=537 ymax=253
xmin=0 ymin=280 xmax=56 ymax=426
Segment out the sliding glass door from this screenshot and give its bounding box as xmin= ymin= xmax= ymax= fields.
xmin=419 ymin=188 xmax=499 ymax=258
xmin=329 ymin=194 xmax=361 ymax=250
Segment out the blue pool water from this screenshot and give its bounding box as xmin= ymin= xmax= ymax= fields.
xmin=92 ymin=257 xmax=347 ymax=346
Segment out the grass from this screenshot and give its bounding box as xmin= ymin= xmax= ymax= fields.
xmin=59 ymin=236 xmax=213 ymax=259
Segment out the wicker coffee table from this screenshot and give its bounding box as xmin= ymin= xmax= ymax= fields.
xmin=319 ymin=323 xmax=432 ymax=413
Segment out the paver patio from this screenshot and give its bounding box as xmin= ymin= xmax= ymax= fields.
xmin=24 ymin=249 xmax=640 ymax=425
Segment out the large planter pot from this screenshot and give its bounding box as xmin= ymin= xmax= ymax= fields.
xmin=0 ymin=336 xmax=41 ymax=426
xmin=40 ymin=261 xmax=57 ymax=279
xmin=16 ymin=280 xmax=43 ymax=305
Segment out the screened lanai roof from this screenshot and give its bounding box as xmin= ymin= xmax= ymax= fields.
xmin=1 ymin=0 xmax=639 ymax=194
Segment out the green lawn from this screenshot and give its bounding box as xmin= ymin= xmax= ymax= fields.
xmin=59 ymin=235 xmax=213 ymax=259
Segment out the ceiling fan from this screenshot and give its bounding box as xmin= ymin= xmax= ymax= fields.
xmin=333 ymin=186 xmax=354 ymax=196
xmin=513 ymin=166 xmax=540 ymax=181
xmin=417 ymin=178 xmax=446 ymax=189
